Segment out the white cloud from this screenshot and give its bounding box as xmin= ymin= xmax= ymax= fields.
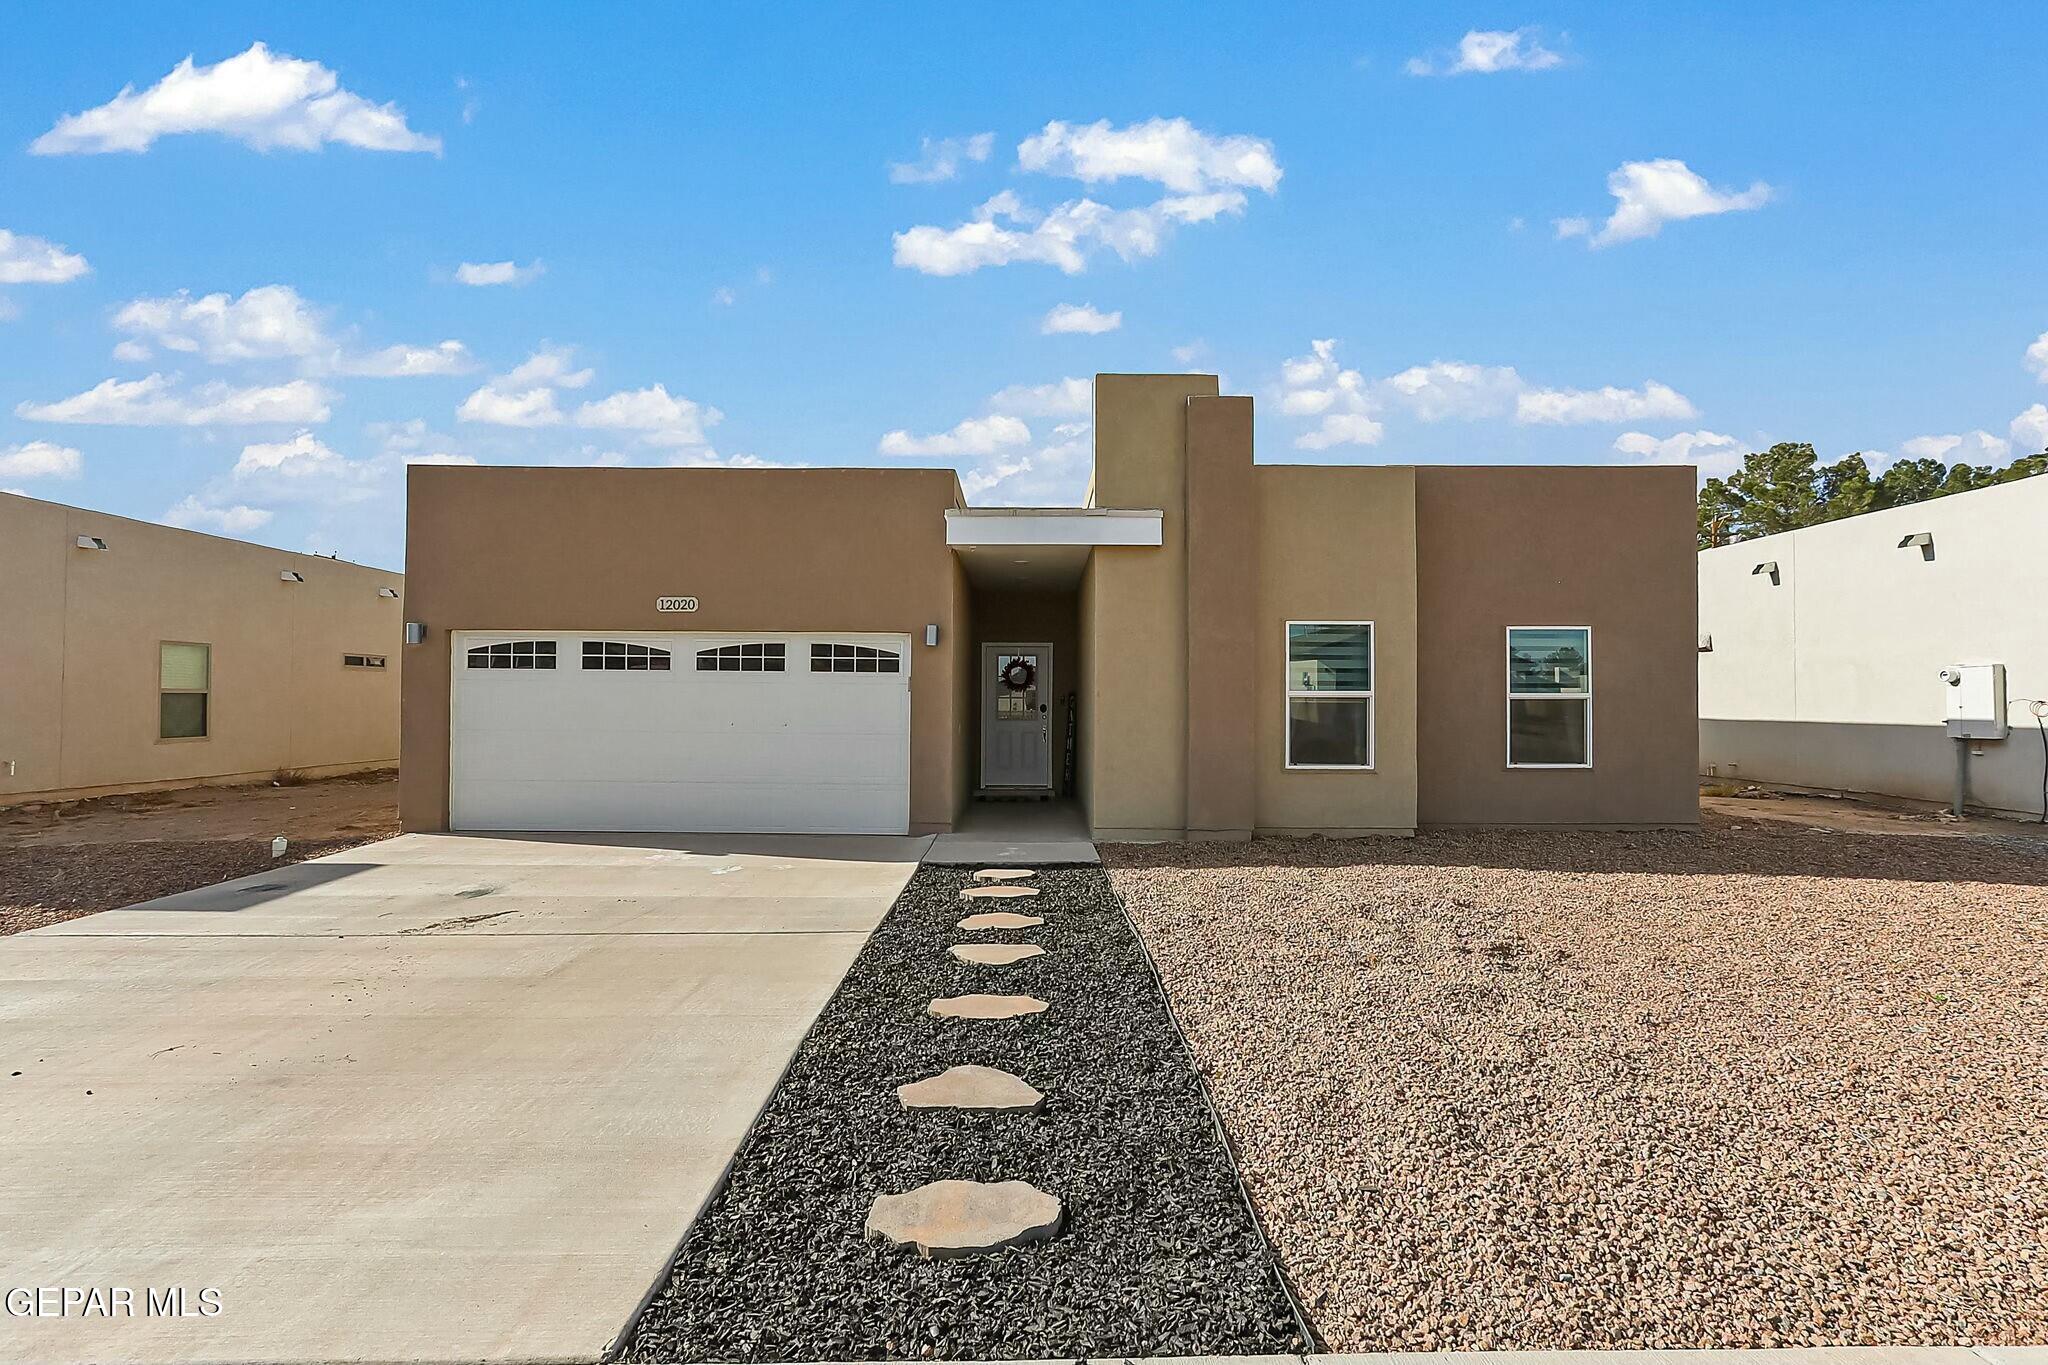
xmin=1016 ymin=118 xmax=1282 ymax=194
xmin=232 ymin=431 xmax=348 ymax=478
xmin=458 ymin=385 xmax=561 ymax=427
xmin=2025 ymin=332 xmax=2048 ymax=383
xmin=456 ymin=347 xmax=594 ymax=427
xmin=1277 ymin=339 xmax=1382 ymax=449
xmin=987 ymin=376 xmax=1092 ymax=418
xmin=895 ymin=117 xmax=1278 ymax=277
xmin=162 ymin=497 xmax=273 ymax=534
xmin=2011 ymin=404 xmax=2048 ymax=454
xmin=17 ymin=374 xmax=333 ymax=426
xmin=959 ymin=420 xmax=1096 ymax=505
xmin=1041 ymin=302 xmax=1122 ymax=335
xmin=1560 ymin=159 xmax=1772 ymax=248
xmin=455 ymin=259 xmax=543 ymax=287
xmin=114 ymin=284 xmax=325 ymax=362
xmin=1612 ymin=429 xmax=1747 ymax=481
xmin=336 ymin=340 xmax=474 ymax=377
xmin=33 ymin=42 xmax=439 ymax=156
xmin=1516 ymin=380 xmax=1696 ymax=424
xmin=879 ymin=414 xmax=1032 ymax=458
xmin=0 ymin=229 xmax=90 ymax=284
xmin=501 ymin=346 xmax=593 ymax=389
xmin=1900 ymin=430 xmax=2010 ymax=464
xmin=1406 ymin=28 xmax=1564 ymax=77
xmin=665 ymin=451 xmax=790 ymax=470
xmin=894 ymin=192 xmax=1246 ymax=276
xmin=0 ymin=441 xmax=83 ymax=479
xmin=889 ymin=132 xmax=995 ymax=184
xmin=1379 ymin=361 xmax=1525 ymax=421
xmin=574 ymin=384 xmax=721 ymax=447
xmin=710 ymin=286 xmax=737 ymax=307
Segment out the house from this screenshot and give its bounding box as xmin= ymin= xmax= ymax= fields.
xmin=1700 ymin=474 xmax=2048 ymax=819
xmin=400 ymin=374 xmax=1698 ymax=838
xmin=0 ymin=492 xmax=403 ymax=806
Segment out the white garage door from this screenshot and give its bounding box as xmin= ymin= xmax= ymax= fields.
xmin=450 ymin=631 xmax=912 ymax=834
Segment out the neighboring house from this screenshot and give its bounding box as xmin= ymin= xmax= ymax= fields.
xmin=401 ymin=373 xmax=1698 ymax=838
xmin=1699 ymin=474 xmax=2048 ymax=819
xmin=0 ymin=492 xmax=403 ymax=806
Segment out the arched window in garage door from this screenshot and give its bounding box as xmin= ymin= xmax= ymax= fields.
xmin=694 ymin=642 xmax=787 ymax=672
xmin=581 ymin=641 xmax=672 ymax=671
xmin=466 ymin=640 xmax=557 ymax=670
xmin=810 ymin=643 xmax=901 ymax=673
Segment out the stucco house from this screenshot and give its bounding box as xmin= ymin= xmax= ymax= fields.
xmin=0 ymin=492 xmax=404 ymax=806
xmin=400 ymin=373 xmax=1698 ymax=839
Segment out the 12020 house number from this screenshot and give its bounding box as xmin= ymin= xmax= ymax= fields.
xmin=655 ymin=596 xmax=699 ymax=613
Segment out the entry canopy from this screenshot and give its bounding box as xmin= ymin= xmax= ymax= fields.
xmin=944 ymin=507 xmax=1163 ymax=590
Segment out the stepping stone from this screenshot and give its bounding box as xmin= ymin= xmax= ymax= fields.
xmin=961 ymin=884 xmax=1040 ymax=900
xmin=897 ymin=1064 xmax=1045 ymax=1113
xmin=928 ymin=993 xmax=1048 ymax=1020
xmin=866 ymin=1179 xmax=1064 ymax=1259
xmin=950 ymin=942 xmax=1045 ymax=966
xmin=973 ymin=868 xmax=1035 ymax=881
xmin=958 ymin=911 xmax=1044 ymax=931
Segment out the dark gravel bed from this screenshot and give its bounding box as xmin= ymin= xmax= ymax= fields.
xmin=621 ymin=863 xmax=1303 ymax=1362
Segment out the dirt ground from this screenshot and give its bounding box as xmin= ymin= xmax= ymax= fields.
xmin=1108 ymin=807 xmax=2048 ymax=1352
xmin=0 ymin=770 xmax=398 ymax=935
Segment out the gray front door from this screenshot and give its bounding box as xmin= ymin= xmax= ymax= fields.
xmin=981 ymin=643 xmax=1052 ymax=789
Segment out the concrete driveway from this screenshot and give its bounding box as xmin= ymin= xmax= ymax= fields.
xmin=0 ymin=831 xmax=928 ymax=1365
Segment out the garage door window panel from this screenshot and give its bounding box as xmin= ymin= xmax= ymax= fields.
xmin=1507 ymin=626 xmax=1592 ymax=768
xmin=467 ymin=640 xmax=557 ymax=670
xmin=583 ymin=641 xmax=672 ymax=671
xmin=811 ymin=643 xmax=902 ymax=674
xmin=696 ymin=643 xmax=786 ymax=673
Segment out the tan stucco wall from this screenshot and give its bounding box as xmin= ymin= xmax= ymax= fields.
xmin=1185 ymin=396 xmax=1258 ymax=838
xmin=1075 ymin=553 xmax=1098 ymax=822
xmin=1083 ymin=373 xmax=1219 ymax=838
xmin=0 ymin=492 xmax=402 ymax=805
xmin=1253 ymin=466 xmax=1420 ymax=834
xmin=400 ymin=465 xmax=967 ymax=833
xmin=1414 ymin=466 xmax=1698 ymax=827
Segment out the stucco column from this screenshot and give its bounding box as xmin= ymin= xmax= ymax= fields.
xmin=1184 ymin=395 xmax=1257 ymax=839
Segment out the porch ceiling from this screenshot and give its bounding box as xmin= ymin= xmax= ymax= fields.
xmin=954 ymin=542 xmax=1092 ymax=590
xmin=945 ymin=506 xmax=1162 ymax=590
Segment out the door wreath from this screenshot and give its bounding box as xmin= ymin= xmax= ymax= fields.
xmin=1000 ymin=657 xmax=1036 ymax=691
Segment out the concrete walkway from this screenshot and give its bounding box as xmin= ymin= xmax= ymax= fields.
xmin=926 ymin=798 xmax=1098 ymax=865
xmin=0 ymin=831 xmax=927 ymax=1365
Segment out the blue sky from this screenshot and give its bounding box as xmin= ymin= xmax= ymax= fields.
xmin=5 ymin=4 xmax=2047 ymax=570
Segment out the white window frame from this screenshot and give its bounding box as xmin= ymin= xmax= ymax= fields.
xmin=1283 ymin=619 xmax=1374 ymax=771
xmin=1505 ymin=624 xmax=1593 ymax=770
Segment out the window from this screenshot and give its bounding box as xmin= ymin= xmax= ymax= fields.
xmin=160 ymin=642 xmax=210 ymax=740
xmin=466 ymin=640 xmax=557 ymax=670
xmin=343 ymin=654 xmax=387 ymax=669
xmin=696 ymin=642 xmax=786 ymax=672
xmin=1507 ymin=626 xmax=1591 ymax=767
xmin=583 ymin=641 xmax=672 ymax=671
xmin=1285 ymin=622 xmax=1372 ymax=768
xmin=810 ymin=642 xmax=901 ymax=674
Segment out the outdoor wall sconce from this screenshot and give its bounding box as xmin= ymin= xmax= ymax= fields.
xmin=1898 ymin=531 xmax=1934 ymax=560
xmin=404 ymin=622 xmax=427 ymax=645
xmin=74 ymin=535 xmax=108 ymax=550
xmin=377 ymin=586 xmax=400 ymax=599
xmin=924 ymin=624 xmax=941 ymax=646
xmin=1698 ymin=634 xmax=1714 ymax=652
xmin=1751 ymin=561 xmax=1779 ymax=584
xmin=280 ymin=570 xmax=305 ymax=583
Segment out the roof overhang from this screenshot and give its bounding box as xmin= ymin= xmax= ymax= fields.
xmin=945 ymin=507 xmax=1161 ymax=590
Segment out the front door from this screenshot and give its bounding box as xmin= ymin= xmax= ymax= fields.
xmin=981 ymin=643 xmax=1052 ymax=789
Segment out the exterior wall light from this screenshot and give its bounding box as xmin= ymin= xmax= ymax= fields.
xmin=1698 ymin=634 xmax=1714 ymax=652
xmin=1898 ymin=531 xmax=1934 ymax=560
xmin=404 ymin=622 xmax=427 ymax=645
xmin=74 ymin=535 xmax=108 ymax=551
xmin=924 ymin=624 xmax=941 ymax=647
xmin=280 ymin=570 xmax=306 ymax=583
xmin=377 ymin=586 xmax=401 ymax=599
xmin=1751 ymin=561 xmax=1779 ymax=584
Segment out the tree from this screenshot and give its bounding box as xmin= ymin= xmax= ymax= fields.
xmin=1697 ymin=442 xmax=2048 ymax=548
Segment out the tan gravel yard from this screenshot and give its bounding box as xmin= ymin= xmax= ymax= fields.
xmin=1107 ymin=812 xmax=2048 ymax=1353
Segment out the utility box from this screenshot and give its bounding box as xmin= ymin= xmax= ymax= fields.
xmin=1940 ymin=662 xmax=2007 ymax=739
